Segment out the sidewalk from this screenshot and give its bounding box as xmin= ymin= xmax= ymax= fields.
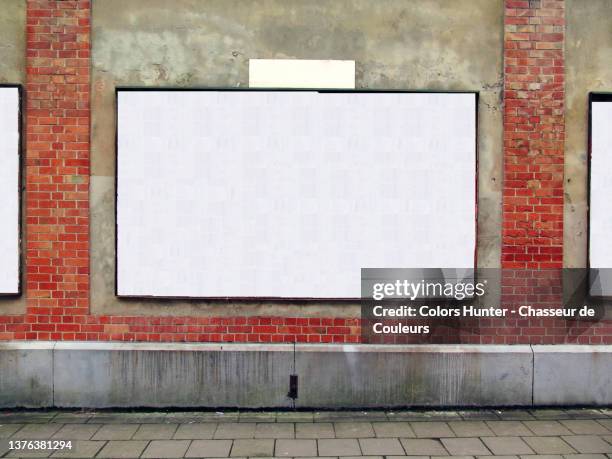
xmin=1 ymin=409 xmax=611 ymax=458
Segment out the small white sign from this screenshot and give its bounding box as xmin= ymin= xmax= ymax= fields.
xmin=249 ymin=59 xmax=355 ymax=89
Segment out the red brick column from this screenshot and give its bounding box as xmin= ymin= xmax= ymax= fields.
xmin=502 ymin=0 xmax=565 ymax=269
xmin=25 ymin=0 xmax=91 ymax=340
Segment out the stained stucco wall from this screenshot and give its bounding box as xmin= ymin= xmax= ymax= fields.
xmin=0 ymin=0 xmax=26 ymax=314
xmin=565 ymin=0 xmax=612 ymax=268
xmin=90 ymin=0 xmax=504 ymax=316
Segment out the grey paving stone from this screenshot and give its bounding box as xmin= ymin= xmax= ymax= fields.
xmin=495 ymin=411 xmax=536 ymax=421
xmin=524 ymin=421 xmax=573 ymax=436
xmin=295 ymin=423 xmax=335 ymax=439
xmin=132 ymin=423 xmax=178 ymax=440
xmin=173 ymin=423 xmax=217 ymax=439
xmin=359 ymin=438 xmax=405 ymax=455
xmin=140 ymin=440 xmax=191 ymax=458
xmin=231 ymin=439 xmax=274 ymax=457
xmin=50 ymin=413 xmax=93 ymax=424
xmin=449 ymin=421 xmax=495 ymax=437
xmin=276 ymin=412 xmax=314 ymax=423
xmin=400 ymin=438 xmax=449 ymax=456
xmin=316 ymin=412 xmax=376 ymax=422
xmin=6 ymin=446 xmax=53 ymax=457
xmin=519 ymin=455 xmax=563 ymax=459
xmin=344 ymin=456 xmax=383 ymax=459
xmin=239 ymin=413 xmax=277 ymax=423
xmin=432 ymin=456 xmax=473 ymax=459
xmin=486 ymin=421 xmax=533 ymax=437
xmin=372 ymin=421 xmax=415 ymax=438
xmin=0 ymin=413 xmax=56 ymax=424
xmin=96 ymin=440 xmax=149 ymax=458
xmin=481 ymin=437 xmax=535 ymax=455
xmin=441 ymin=437 xmax=491 ymax=455
xmin=604 ymin=435 xmax=612 ymax=446
xmin=0 ymin=424 xmax=24 ymax=439
xmin=561 ymin=421 xmax=611 ymax=435
xmin=50 ymin=440 xmax=105 ymax=458
xmin=275 ymin=439 xmax=317 ymax=457
xmin=476 ymin=456 xmax=519 ymax=459
xmin=565 ymin=410 xmax=608 ymax=420
xmin=12 ymin=424 xmax=63 ymax=439
xmin=562 ymin=455 xmax=609 ymax=459
xmin=334 ymin=422 xmax=375 ymax=438
xmin=597 ymin=420 xmax=612 ymax=432
xmin=50 ymin=424 xmax=100 ymax=440
xmin=562 ymin=436 xmax=612 ymax=454
xmin=91 ymin=424 xmax=139 ymax=440
xmin=530 ymin=410 xmax=572 ymax=420
xmin=523 ymin=437 xmax=576 ymax=455
xmin=185 ymin=439 xmax=233 ymax=458
xmin=318 ymin=438 xmax=362 ymax=456
xmin=411 ymin=422 xmax=455 ymax=438
xmin=255 ymin=423 xmax=294 ymax=439
xmin=388 ymin=456 xmax=429 ymax=459
xmin=391 ymin=411 xmax=461 ymax=422
xmin=215 ymin=423 xmax=256 ymax=439
xmin=458 ymin=411 xmax=500 ymax=421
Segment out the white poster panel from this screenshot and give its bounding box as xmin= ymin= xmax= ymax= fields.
xmin=117 ymin=90 xmax=476 ymax=298
xmin=249 ymin=59 xmax=355 ymax=89
xmin=590 ymin=99 xmax=612 ymax=296
xmin=0 ymin=87 xmax=20 ymax=295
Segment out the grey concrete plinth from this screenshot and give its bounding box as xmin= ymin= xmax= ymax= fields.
xmin=533 ymin=345 xmax=612 ymax=406
xmin=0 ymin=342 xmax=54 ymax=408
xmin=296 ymin=344 xmax=533 ymax=408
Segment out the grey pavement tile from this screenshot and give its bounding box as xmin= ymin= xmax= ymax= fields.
xmin=604 ymin=436 xmax=612 ymax=445
xmin=458 ymin=411 xmax=500 ymax=421
xmin=476 ymin=456 xmax=519 ymax=459
xmin=141 ymin=439 xmax=191 ymax=458
xmin=522 ymin=436 xmax=577 ymax=455
xmin=524 ymin=421 xmax=573 ymax=436
xmin=164 ymin=412 xmax=225 ymax=424
xmin=6 ymin=446 xmax=53 ymax=457
xmin=89 ymin=412 xmax=165 ymax=424
xmin=519 ymin=455 xmax=563 ymax=459
xmin=561 ymin=436 xmax=612 ymax=454
xmin=231 ymin=439 xmax=274 ymax=457
xmin=334 ymin=422 xmax=375 ymax=438
xmin=400 ymin=438 xmax=449 ymax=455
xmin=481 ymin=437 xmax=535 ymax=455
xmin=411 ymin=422 xmax=455 ymax=438
xmin=0 ymin=424 xmax=24 ymax=439
xmin=597 ymin=420 xmax=612 ymax=432
xmin=393 ymin=411 xmax=461 ymax=422
xmin=174 ymin=423 xmax=218 ymax=439
xmin=215 ymin=423 xmax=256 ymax=439
xmin=372 ymin=421 xmax=415 ymax=438
xmin=565 ymin=410 xmax=609 ymax=420
xmin=0 ymin=413 xmax=56 ymax=424
xmin=91 ymin=424 xmax=139 ymax=440
xmin=441 ymin=437 xmax=491 ymax=455
xmin=254 ymin=423 xmax=294 ymax=439
xmin=388 ymin=456 xmax=429 ymax=459
xmin=239 ymin=413 xmax=277 ymax=423
xmin=295 ymin=423 xmax=335 ymax=439
xmin=50 ymin=440 xmax=105 ymax=458
xmin=50 ymin=413 xmax=94 ymax=424
xmin=185 ymin=439 xmax=233 ymax=458
xmin=315 ymin=412 xmax=373 ymax=422
xmin=486 ymin=421 xmax=533 ymax=437
xmin=561 ymin=421 xmax=611 ymax=435
xmin=343 ymin=456 xmax=383 ymax=459
xmin=530 ymin=410 xmax=572 ymax=420
xmin=449 ymin=421 xmax=495 ymax=437
xmin=132 ymin=423 xmax=178 ymax=440
xmin=276 ymin=412 xmax=314 ymax=423
xmin=12 ymin=423 xmax=63 ymax=439
xmin=562 ymin=455 xmax=609 ymax=459
xmin=50 ymin=424 xmax=101 ymax=440
xmin=318 ymin=438 xmax=362 ymax=456
xmin=495 ymin=411 xmax=536 ymax=421
xmin=359 ymin=438 xmax=405 ymax=455
xmin=275 ymin=439 xmax=317 ymax=457
xmin=96 ymin=440 xmax=149 ymax=458
xmin=432 ymin=456 xmax=474 ymax=459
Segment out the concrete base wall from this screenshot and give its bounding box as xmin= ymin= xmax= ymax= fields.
xmin=0 ymin=342 xmax=609 ymax=409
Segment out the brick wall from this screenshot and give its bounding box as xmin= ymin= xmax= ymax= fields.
xmin=0 ymin=0 xmax=611 ymax=344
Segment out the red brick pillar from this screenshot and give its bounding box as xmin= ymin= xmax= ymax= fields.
xmin=502 ymin=0 xmax=565 ymax=269
xmin=502 ymin=0 xmax=565 ymax=344
xmin=25 ymin=0 xmax=91 ymax=340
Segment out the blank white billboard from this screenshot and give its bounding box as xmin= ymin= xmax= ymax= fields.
xmin=0 ymin=87 xmax=20 ymax=295
xmin=117 ymin=90 xmax=477 ymax=298
xmin=589 ymin=96 xmax=612 ymax=296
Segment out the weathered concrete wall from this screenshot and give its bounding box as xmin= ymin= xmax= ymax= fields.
xmin=90 ymin=0 xmax=504 ymax=316
xmin=0 ymin=0 xmax=26 ymax=315
xmin=565 ymin=0 xmax=612 ymax=267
